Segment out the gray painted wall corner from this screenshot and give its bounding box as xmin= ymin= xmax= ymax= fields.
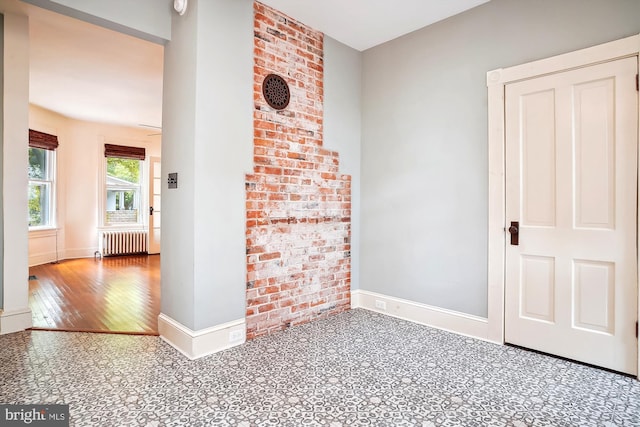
xmin=360 ymin=0 xmax=640 ymax=318
xmin=324 ymin=36 xmax=362 ymax=291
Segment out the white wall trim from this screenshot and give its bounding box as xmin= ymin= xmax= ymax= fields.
xmin=28 ymin=252 xmax=58 ymax=267
xmin=29 ymin=250 xmax=101 ymax=267
xmin=28 ymin=228 xmax=57 ymax=238
xmin=62 ymin=248 xmax=99 ymax=260
xmin=495 ymin=34 xmax=640 ymax=84
xmin=352 ymin=290 xmax=494 ymax=343
xmin=28 ymin=229 xmax=60 ymax=266
xmin=487 ymin=33 xmax=640 ymax=377
xmin=158 ymin=313 xmax=246 ymax=360
xmin=29 ymin=249 xmax=104 ymax=266
xmin=0 ymin=308 xmax=33 ymax=335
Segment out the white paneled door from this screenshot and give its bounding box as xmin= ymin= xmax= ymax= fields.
xmin=505 ymin=57 xmax=638 ymax=375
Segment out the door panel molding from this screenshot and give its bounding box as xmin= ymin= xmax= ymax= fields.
xmin=486 ymin=34 xmax=640 ymax=378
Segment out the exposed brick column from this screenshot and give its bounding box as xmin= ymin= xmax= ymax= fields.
xmin=246 ymin=2 xmax=351 ymax=339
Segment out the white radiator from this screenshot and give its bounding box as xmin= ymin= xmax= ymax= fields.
xmin=101 ymin=230 xmax=148 ymax=256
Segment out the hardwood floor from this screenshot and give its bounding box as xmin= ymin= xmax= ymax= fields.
xmin=28 ymin=255 xmax=160 ymax=335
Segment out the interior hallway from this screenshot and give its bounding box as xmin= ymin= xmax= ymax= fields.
xmin=1 ymin=309 xmax=638 ymax=426
xmin=28 ymin=255 xmax=160 ymax=335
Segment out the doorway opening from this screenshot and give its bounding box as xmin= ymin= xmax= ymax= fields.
xmin=25 ymin=6 xmax=163 ymax=334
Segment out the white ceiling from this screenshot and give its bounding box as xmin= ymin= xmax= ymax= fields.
xmin=28 ymin=4 xmax=164 ymax=129
xmin=260 ymin=0 xmax=489 ymax=51
xmin=27 ymin=0 xmax=489 ymax=129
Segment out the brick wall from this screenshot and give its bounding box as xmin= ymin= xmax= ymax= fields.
xmin=246 ymin=2 xmax=351 ymax=339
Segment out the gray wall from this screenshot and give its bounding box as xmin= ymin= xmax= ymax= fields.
xmin=361 ymin=0 xmax=640 ymax=317
xmin=163 ymin=3 xmax=358 ymax=330
xmin=191 ymin=0 xmax=253 ymax=330
xmin=324 ymin=36 xmax=362 ymax=290
xmin=20 ymin=0 xmax=171 ymax=43
xmin=0 ymin=13 xmax=3 ymax=309
xmin=160 ymin=0 xmax=198 ymax=329
xmin=161 ymin=0 xmax=253 ymax=330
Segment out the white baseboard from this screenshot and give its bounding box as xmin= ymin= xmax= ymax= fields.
xmin=29 ymin=248 xmax=99 ymax=267
xmin=63 ymin=248 xmax=99 ymax=260
xmin=158 ymin=313 xmax=246 ymax=360
xmin=0 ymin=308 xmax=33 ymax=334
xmin=28 ymin=248 xmax=117 ymax=267
xmin=352 ymin=290 xmax=496 ymax=344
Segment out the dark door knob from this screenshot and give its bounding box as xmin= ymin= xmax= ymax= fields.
xmin=508 ymin=221 xmax=519 ymax=245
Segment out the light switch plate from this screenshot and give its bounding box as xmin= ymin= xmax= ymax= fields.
xmin=168 ymin=172 xmax=178 ymax=189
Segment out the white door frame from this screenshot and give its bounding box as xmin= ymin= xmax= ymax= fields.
xmin=148 ymin=156 xmax=161 ymax=254
xmin=486 ymin=34 xmax=640 ymax=378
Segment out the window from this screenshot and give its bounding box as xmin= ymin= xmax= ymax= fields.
xmin=28 ymin=130 xmax=58 ymax=228
xmin=104 ymin=144 xmax=145 ymax=225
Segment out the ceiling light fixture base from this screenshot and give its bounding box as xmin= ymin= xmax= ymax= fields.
xmin=174 ymin=0 xmax=188 ymax=16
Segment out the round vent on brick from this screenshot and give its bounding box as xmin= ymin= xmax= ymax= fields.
xmin=262 ymin=74 xmax=290 ymax=110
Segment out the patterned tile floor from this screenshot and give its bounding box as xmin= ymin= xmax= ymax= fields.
xmin=1 ymin=309 xmax=639 ymax=426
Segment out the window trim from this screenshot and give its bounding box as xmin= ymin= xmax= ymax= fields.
xmin=102 ymin=144 xmax=147 ymax=228
xmin=28 ymin=145 xmax=56 ymax=230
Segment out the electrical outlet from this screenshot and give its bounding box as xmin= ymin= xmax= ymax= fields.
xmin=229 ymin=329 xmax=244 ymax=342
xmin=374 ymin=300 xmax=386 ymax=310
